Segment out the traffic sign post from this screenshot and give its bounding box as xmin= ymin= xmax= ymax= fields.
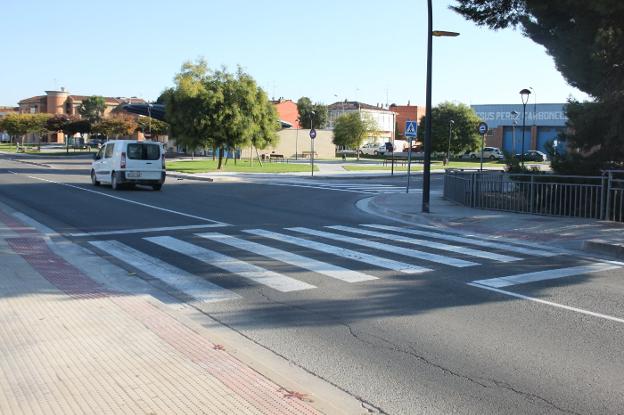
xmin=477 ymin=122 xmax=488 ymax=171
xmin=404 ymin=121 xmax=418 ymax=193
xmin=309 ymin=129 xmax=316 ymax=177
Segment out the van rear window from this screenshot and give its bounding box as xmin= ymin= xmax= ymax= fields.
xmin=127 ymin=144 xmax=160 ymax=160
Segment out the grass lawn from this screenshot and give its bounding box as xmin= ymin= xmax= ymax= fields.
xmin=0 ymin=143 xmax=96 ymax=156
xmin=342 ymin=160 xmax=506 ymax=171
xmin=167 ymin=159 xmax=317 ymax=173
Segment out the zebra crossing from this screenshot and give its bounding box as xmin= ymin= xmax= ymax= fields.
xmin=85 ymin=223 xmax=616 ymax=305
xmin=270 ymin=181 xmax=409 ymax=194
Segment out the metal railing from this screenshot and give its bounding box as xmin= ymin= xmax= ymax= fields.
xmin=444 ymin=169 xmax=624 ymax=222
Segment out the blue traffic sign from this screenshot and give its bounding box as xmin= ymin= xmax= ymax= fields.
xmin=478 ymin=122 xmax=488 ymax=135
xmin=309 ymin=129 xmax=317 ymax=139
xmin=404 ymin=121 xmax=418 ymax=137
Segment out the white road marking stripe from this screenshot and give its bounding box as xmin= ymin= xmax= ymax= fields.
xmin=145 ymin=236 xmax=315 ymax=292
xmin=243 ymin=229 xmax=430 ymax=274
xmin=471 ymin=263 xmax=621 ymax=288
xmin=197 ymin=233 xmax=377 ymax=283
xmin=288 ymin=227 xmax=478 ymax=268
xmin=467 ymin=283 xmax=624 ymax=325
xmin=9 ymin=171 xmax=227 ymax=225
xmin=265 ymin=183 xmax=377 ymax=194
xmin=327 ymin=225 xmax=520 ymax=263
xmin=69 ymin=223 xmax=226 ymax=237
xmin=89 ymin=240 xmax=240 ymax=303
xmin=363 ymin=224 xmax=557 ymax=257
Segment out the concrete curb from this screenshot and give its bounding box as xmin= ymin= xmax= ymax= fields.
xmin=583 ymin=240 xmax=624 ymax=259
xmin=167 ymin=172 xmax=214 ymax=182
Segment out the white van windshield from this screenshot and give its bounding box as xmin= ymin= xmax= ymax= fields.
xmin=127 ymin=143 xmax=160 ymax=160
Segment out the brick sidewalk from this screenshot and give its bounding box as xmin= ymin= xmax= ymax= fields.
xmin=0 ymin=211 xmax=322 ymax=415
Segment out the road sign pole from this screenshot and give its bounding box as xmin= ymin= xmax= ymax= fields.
xmin=406 ymin=137 xmax=413 ymax=193
xmin=311 ymin=138 xmax=314 ymax=177
xmin=480 ymin=133 xmax=485 ymax=171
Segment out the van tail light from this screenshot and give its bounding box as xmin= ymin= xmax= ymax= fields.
xmin=120 ymin=152 xmax=126 ymax=169
xmin=162 ymin=154 xmax=166 ymax=169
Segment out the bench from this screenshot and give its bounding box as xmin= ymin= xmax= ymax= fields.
xmin=382 ymin=155 xmax=409 ymax=167
xmin=268 ymin=153 xmax=285 ymax=162
xmin=301 ymin=151 xmax=317 ymax=159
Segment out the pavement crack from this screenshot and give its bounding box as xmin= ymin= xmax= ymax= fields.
xmin=485 ymin=378 xmax=583 ymax=415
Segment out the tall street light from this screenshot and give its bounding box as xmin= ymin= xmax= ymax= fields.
xmin=519 ymin=88 xmax=531 ymax=168
xmin=510 ymin=110 xmax=518 ymax=154
xmin=422 ymin=0 xmax=459 ymax=213
xmin=445 ymin=119 xmax=454 ymax=166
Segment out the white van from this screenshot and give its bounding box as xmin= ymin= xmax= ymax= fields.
xmin=91 ymin=140 xmax=166 ymax=190
xmin=359 ymin=142 xmax=386 ymax=156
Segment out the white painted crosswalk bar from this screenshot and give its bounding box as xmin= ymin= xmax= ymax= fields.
xmin=145 ymin=236 xmax=315 ymax=292
xmin=243 ymin=229 xmax=430 ymax=274
xmin=363 ymin=224 xmax=557 ymax=257
xmin=327 ymin=225 xmax=521 ymax=263
xmin=88 ymin=240 xmax=241 ymax=303
xmin=471 ymin=263 xmax=621 ymax=288
xmin=197 ymin=233 xmax=378 ymax=283
xmin=287 ymin=227 xmax=478 ymax=268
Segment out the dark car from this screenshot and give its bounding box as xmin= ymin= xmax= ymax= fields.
xmin=514 ymin=150 xmax=548 ymax=161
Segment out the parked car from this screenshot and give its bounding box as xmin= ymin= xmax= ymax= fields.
xmin=91 ymin=140 xmax=166 ymax=191
xmin=358 ymin=142 xmax=386 ymax=156
xmin=462 ymin=147 xmax=504 ymax=160
xmin=515 ymin=150 xmax=548 ymax=161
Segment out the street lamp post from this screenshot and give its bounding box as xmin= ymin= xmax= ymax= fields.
xmin=510 ymin=110 xmax=518 ymax=155
xmin=422 ymin=0 xmax=459 ymax=213
xmin=519 ymin=89 xmax=531 ymax=168
xmin=310 ymin=110 xmax=315 ymax=177
xmin=445 ymin=119 xmax=454 ymax=166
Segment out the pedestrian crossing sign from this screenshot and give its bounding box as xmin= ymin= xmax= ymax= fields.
xmin=405 ymin=121 xmax=418 ymax=137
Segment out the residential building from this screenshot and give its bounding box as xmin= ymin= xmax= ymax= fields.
xmin=272 ymin=98 xmax=300 ymax=128
xmin=471 ymin=103 xmax=568 ymax=154
xmin=328 ymin=101 xmax=397 ymax=142
xmin=389 ymin=102 xmax=426 ymax=139
xmin=16 ymin=89 xmax=144 ymax=143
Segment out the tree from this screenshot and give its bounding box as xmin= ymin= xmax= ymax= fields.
xmin=0 ymin=113 xmax=30 ymax=144
xmin=452 ymin=0 xmax=624 ymax=173
xmin=332 ymin=112 xmax=379 ymax=160
xmin=28 ymin=113 xmax=51 ymax=144
xmin=78 ymin=96 xmax=106 ymax=124
xmin=417 ymin=102 xmax=481 ymax=156
xmin=161 ymin=59 xmax=279 ymax=169
xmin=136 ymin=116 xmax=169 ymax=138
xmin=297 ymin=97 xmax=328 ymax=129
xmin=93 ymin=114 xmax=137 ymax=139
xmin=65 ymin=119 xmax=91 ymax=140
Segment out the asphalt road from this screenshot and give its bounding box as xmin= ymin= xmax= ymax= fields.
xmin=1 ymin=154 xmax=623 ymax=415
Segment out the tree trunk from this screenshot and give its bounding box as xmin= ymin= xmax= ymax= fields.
xmin=254 ymin=146 xmax=263 ymax=167
xmin=217 ymin=146 xmax=224 ymax=170
xmin=249 ymin=146 xmax=253 ymax=165
xmin=212 ymin=146 xmax=216 ymax=161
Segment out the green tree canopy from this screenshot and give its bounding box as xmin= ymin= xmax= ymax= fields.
xmin=417 ymin=102 xmax=482 ymax=155
xmin=452 ymin=0 xmax=624 ymax=173
xmin=332 ymin=112 xmax=380 ymax=160
xmin=137 ymin=116 xmax=169 ymax=137
xmin=93 ymin=114 xmax=137 ymax=139
xmin=78 ymin=96 xmax=106 ymax=124
xmin=296 ymin=97 xmax=328 ymax=129
xmin=161 ymin=59 xmax=279 ymax=169
xmin=0 ymin=113 xmax=30 ymax=143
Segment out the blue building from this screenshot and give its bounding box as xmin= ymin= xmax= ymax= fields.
xmin=471 ymin=103 xmax=567 ymax=155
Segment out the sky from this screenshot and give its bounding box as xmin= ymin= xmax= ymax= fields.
xmin=1 ymin=0 xmax=590 ymax=108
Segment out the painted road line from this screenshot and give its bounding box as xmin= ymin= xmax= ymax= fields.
xmin=467 ymin=282 xmax=624 ymax=325
xmin=8 ymin=171 xmax=227 ymax=225
xmin=471 ymin=263 xmax=621 ymax=288
xmin=69 ymin=223 xmax=227 ymax=237
xmin=264 ymin=183 xmax=378 ymax=194
xmin=89 ymin=240 xmax=241 ymax=303
xmin=197 ymin=232 xmax=378 ymax=283
xmin=288 ymin=227 xmax=478 ymax=268
xmin=243 ymin=229 xmax=430 ymax=274
xmin=327 ymin=225 xmax=520 ymax=263
xmin=363 ymin=224 xmax=557 ymax=257
xmin=145 ymin=236 xmax=315 ymax=292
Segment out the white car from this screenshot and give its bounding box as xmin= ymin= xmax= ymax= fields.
xmin=462 ymin=147 xmax=504 ymax=160
xmin=91 ymin=140 xmax=166 ymax=190
xmin=359 ymin=142 xmax=386 ymax=156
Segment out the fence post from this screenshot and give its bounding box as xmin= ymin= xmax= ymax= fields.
xmin=471 ymin=172 xmax=476 ymax=208
xmin=605 ymin=171 xmax=612 ymax=221
xmin=529 ymin=175 xmax=535 ymax=213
